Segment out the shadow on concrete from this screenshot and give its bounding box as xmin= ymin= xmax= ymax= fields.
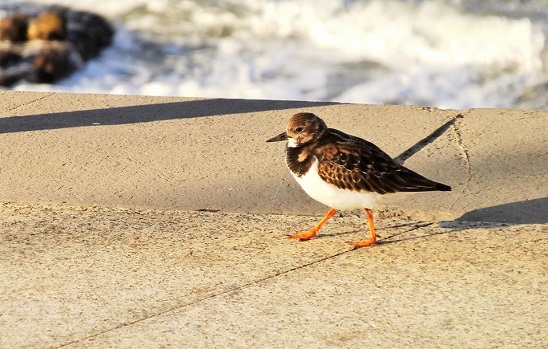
xmin=394 ymin=113 xmax=462 ymax=164
xmin=344 ymin=200 xmax=547 ymax=245
xmin=315 ymin=198 xmax=547 ymax=246
xmin=0 ymin=98 xmax=338 ymax=134
xmin=320 ymin=221 xmax=443 ymax=245
xmin=455 ymin=197 xmax=548 ymax=225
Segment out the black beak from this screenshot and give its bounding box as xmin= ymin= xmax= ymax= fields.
xmin=266 ymin=132 xmax=288 ymax=142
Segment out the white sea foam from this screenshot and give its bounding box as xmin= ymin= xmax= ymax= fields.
xmin=5 ymin=0 xmax=547 ymax=108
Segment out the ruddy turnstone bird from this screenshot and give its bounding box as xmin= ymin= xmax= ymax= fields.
xmin=267 ymin=112 xmax=451 ymax=248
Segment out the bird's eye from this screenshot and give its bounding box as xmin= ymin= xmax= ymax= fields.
xmin=295 ymin=127 xmax=303 ymax=133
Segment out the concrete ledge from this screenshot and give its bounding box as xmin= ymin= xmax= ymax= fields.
xmin=1 ymin=91 xmax=546 ymax=223
xmin=1 ymin=92 xmax=547 ymax=348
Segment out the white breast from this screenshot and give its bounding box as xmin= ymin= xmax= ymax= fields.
xmin=292 ymin=157 xmax=380 ymax=210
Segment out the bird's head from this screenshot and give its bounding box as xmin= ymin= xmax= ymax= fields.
xmin=266 ymin=112 xmax=327 ymax=147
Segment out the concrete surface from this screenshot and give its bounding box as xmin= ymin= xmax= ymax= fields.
xmin=1 ymin=91 xmax=546 ymax=222
xmin=1 ymin=202 xmax=546 ymax=348
xmin=0 ymin=91 xmax=547 ymax=348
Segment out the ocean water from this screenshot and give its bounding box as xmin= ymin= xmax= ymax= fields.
xmin=3 ymin=0 xmax=547 ymax=109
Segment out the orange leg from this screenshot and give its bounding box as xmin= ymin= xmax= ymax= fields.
xmin=349 ymin=208 xmax=377 ymax=248
xmin=289 ymin=208 xmax=337 ymax=241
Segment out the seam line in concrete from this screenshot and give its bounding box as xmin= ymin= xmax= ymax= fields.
xmin=55 ymin=220 xmax=433 ymax=348
xmin=2 ymin=92 xmax=56 ymax=113
xmin=270 ymin=177 xmax=286 ymax=210
xmin=379 ymin=222 xmax=434 ymax=242
xmin=54 ymin=247 xmax=354 ymax=348
xmin=448 ymin=116 xmax=472 ymax=211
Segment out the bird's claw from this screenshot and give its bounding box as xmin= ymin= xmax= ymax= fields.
xmin=289 ymin=229 xmax=318 ymax=241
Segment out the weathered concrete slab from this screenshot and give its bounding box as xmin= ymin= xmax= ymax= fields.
xmin=0 ymin=202 xmax=546 ymax=348
xmin=1 ymin=91 xmax=545 ymax=223
xmin=0 ymin=202 xmax=347 ymax=348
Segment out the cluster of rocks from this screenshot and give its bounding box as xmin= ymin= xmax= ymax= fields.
xmin=0 ymin=4 xmax=114 ymax=86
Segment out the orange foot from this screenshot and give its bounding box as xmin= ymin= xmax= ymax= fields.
xmin=288 ymin=208 xmax=337 ymax=242
xmin=349 ymin=208 xmax=377 ymax=248
xmin=289 ymin=229 xmax=318 ymax=241
xmin=349 ymin=237 xmax=376 ymax=248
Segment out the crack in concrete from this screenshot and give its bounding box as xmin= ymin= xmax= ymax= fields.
xmin=56 ymin=218 xmax=438 ymax=348
xmin=379 ymin=222 xmax=434 ymax=242
xmin=270 ymin=177 xmax=285 ymax=209
xmin=1 ymin=92 xmax=56 ymax=113
xmin=55 ymin=246 xmax=355 ymax=348
xmin=448 ymin=114 xmax=472 ymax=212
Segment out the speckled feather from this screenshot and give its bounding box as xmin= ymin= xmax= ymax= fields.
xmin=282 ymin=113 xmax=451 ymax=195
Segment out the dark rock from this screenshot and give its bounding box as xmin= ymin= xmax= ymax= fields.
xmin=31 ymin=44 xmax=75 ymax=83
xmin=0 ymin=50 xmax=22 ymax=67
xmin=27 ymin=11 xmax=66 ymax=41
xmin=0 ymin=13 xmax=29 ymax=42
xmin=0 ymin=3 xmax=114 ymax=86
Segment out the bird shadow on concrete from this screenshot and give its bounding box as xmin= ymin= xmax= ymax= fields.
xmin=451 ymin=197 xmax=548 ymax=225
xmin=0 ymin=98 xmax=337 ymax=134
xmin=323 ymin=196 xmax=548 ymax=245
xmin=372 ymin=197 xmax=548 ymax=245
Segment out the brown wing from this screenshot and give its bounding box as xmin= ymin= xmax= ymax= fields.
xmin=315 ymin=130 xmax=451 ymax=194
